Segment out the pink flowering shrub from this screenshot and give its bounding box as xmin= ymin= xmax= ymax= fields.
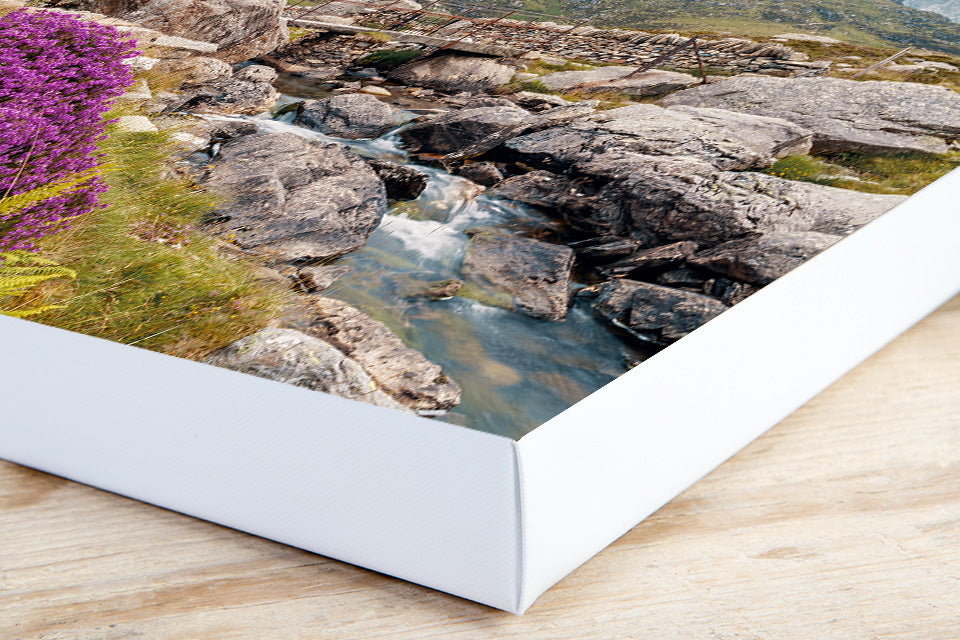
xmin=0 ymin=8 xmax=138 ymax=251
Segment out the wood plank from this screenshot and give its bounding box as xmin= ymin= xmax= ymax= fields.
xmin=2 ymin=295 xmax=959 ymax=639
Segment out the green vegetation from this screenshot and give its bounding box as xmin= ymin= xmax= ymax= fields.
xmin=0 ymin=251 xmax=76 ymax=318
xmin=488 ymin=0 xmax=960 ymax=55
xmin=355 ymin=47 xmax=422 ymax=70
xmin=764 ymin=151 xmax=960 ymax=195
xmin=28 ymin=115 xmax=293 ymax=359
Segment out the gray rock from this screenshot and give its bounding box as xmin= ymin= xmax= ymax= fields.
xmin=461 ymin=228 xmax=574 ymax=321
xmin=581 ymin=279 xmax=728 ymax=344
xmin=570 ymin=236 xmax=641 ymax=263
xmin=511 ymin=91 xmax=572 ymax=111
xmin=204 ymin=328 xmax=409 ymax=412
xmin=689 ymin=231 xmax=842 ymax=285
xmin=154 ymin=56 xmax=233 ymax=84
xmin=295 ymin=93 xmax=403 ymax=140
xmin=539 ymin=66 xmax=637 ymax=92
xmin=234 ymin=63 xmax=278 ymax=83
xmin=122 ymin=0 xmax=289 ymax=64
xmin=399 ymin=106 xmax=529 ymax=155
xmin=388 ymin=54 xmax=516 ymax=93
xmin=294 ymin=264 xmax=352 ymax=292
xmin=660 ymin=75 xmax=960 ymax=154
xmin=202 ymin=133 xmax=386 ymax=262
xmin=171 ymin=75 xmax=279 ymax=115
xmin=600 ymin=241 xmax=699 ymax=277
xmin=289 ymin=297 xmax=462 ymax=412
xmin=365 ymin=159 xmax=429 ymax=201
xmin=575 ymin=70 xmax=700 ymax=97
xmin=454 ymin=161 xmax=503 ymax=187
xmin=506 ymin=103 xmax=813 ymax=171
xmin=492 ymin=154 xmax=903 ymax=248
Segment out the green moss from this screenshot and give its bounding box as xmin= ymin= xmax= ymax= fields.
xmin=355 ymin=48 xmax=422 ymax=71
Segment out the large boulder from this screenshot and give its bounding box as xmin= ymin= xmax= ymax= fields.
xmin=387 ymin=53 xmax=515 ymax=93
xmin=505 ymin=103 xmax=813 ymax=171
xmin=490 ymin=154 xmax=904 ymax=247
xmin=203 ymin=328 xmax=410 ymax=412
xmin=202 ymin=132 xmax=387 ymax=262
xmin=121 ymin=0 xmax=288 ymax=64
xmin=660 ymin=75 xmax=960 ymax=155
xmin=295 ymin=93 xmax=404 ymax=140
xmin=461 ymin=228 xmax=574 ymax=321
xmin=288 ymin=297 xmax=462 ymax=412
xmin=688 ymin=231 xmax=842 ymax=285
xmin=568 ymin=70 xmax=700 ymax=98
xmin=581 ymin=279 xmax=728 ymax=344
xmin=169 ymin=65 xmax=279 ymax=115
xmin=538 ymin=66 xmax=638 ymax=92
xmin=399 ymin=105 xmax=529 ymax=156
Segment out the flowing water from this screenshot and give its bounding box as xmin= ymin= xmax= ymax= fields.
xmin=242 ymin=103 xmax=649 ymax=439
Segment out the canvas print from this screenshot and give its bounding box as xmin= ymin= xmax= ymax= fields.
xmin=2 ymin=0 xmax=958 ymax=439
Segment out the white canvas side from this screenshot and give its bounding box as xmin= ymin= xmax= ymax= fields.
xmin=514 ymin=169 xmax=960 ymax=613
xmin=0 ymin=317 xmax=523 ymax=612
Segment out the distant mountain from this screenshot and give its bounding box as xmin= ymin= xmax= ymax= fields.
xmin=903 ymin=0 xmax=960 ymax=23
xmin=492 ymin=0 xmax=960 ymax=55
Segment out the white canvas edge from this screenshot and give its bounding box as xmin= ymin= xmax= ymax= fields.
xmin=0 ymin=314 xmax=523 ymax=612
xmin=514 ymin=168 xmax=960 ymax=613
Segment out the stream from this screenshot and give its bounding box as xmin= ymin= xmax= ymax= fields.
xmin=244 ymin=96 xmax=650 ymax=439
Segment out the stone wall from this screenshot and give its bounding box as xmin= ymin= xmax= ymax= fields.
xmin=347 ymin=8 xmax=830 ymax=76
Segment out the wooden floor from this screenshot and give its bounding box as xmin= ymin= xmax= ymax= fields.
xmin=3 ymin=295 xmax=959 ymax=639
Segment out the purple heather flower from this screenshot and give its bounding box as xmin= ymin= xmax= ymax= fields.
xmin=0 ymin=8 xmax=139 ymax=251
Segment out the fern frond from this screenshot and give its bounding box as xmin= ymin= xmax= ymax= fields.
xmin=0 ymin=251 xmax=77 ymax=318
xmin=5 ymin=304 xmax=66 ymax=318
xmin=0 ymin=170 xmax=101 ymax=219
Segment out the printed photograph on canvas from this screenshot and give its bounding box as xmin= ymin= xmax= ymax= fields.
xmin=2 ymin=0 xmax=958 ymax=438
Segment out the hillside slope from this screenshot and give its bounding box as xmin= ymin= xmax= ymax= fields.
xmin=903 ymin=0 xmax=960 ymax=23
xmin=497 ymin=0 xmax=960 ymax=54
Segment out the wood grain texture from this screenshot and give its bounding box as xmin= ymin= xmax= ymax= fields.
xmin=2 ymin=295 xmax=959 ymax=639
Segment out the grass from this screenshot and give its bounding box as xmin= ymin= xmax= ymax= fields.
xmin=25 ymin=112 xmax=293 ymax=359
xmin=354 ymin=47 xmax=422 ymax=70
xmin=763 ymin=151 xmax=960 ymax=195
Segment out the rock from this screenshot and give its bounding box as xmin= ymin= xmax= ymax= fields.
xmin=454 ymin=161 xmax=503 ymax=187
xmin=461 ymin=228 xmax=574 ymax=321
xmin=203 ymin=328 xmax=409 ymax=412
xmin=115 ymin=115 xmax=159 ymax=133
xmin=660 ymin=75 xmax=960 ymax=154
xmin=294 ymin=264 xmax=352 ymax=292
xmin=570 ymin=236 xmax=641 ymax=263
xmin=600 ymin=241 xmax=699 ymax=277
xmin=171 ymin=74 xmax=279 ymax=115
xmin=581 ymin=279 xmax=728 ymax=344
xmin=389 ymin=275 xmax=464 ymax=299
xmin=709 ymin=278 xmax=759 ymax=305
xmin=291 ymin=65 xmax=345 ymax=82
xmin=154 ymin=55 xmax=233 ymax=84
xmin=771 ymin=33 xmax=843 ymax=44
xmin=688 ymin=231 xmax=842 ymax=285
xmin=656 ymin=266 xmax=712 ymax=289
xmin=492 ymin=154 xmax=904 ymax=248
xmin=575 ymin=70 xmax=700 ymax=98
xmin=118 ymin=0 xmax=288 ymax=64
xmin=398 ymin=106 xmax=529 ymax=156
xmin=538 ymin=65 xmax=636 ymax=92
xmin=365 ymin=159 xmax=428 ymax=200
xmin=358 ymin=85 xmax=391 ymax=96
xmin=505 ymin=103 xmax=813 ymax=171
xmin=119 ymin=78 xmax=152 ymax=102
xmin=388 ymin=53 xmax=516 ymax=93
xmin=201 ymin=132 xmax=387 ymax=262
xmin=289 ymin=297 xmax=462 ymax=412
xmin=234 ymin=63 xmax=277 ymax=82
xmin=511 ymin=91 xmax=572 ymax=111
xmin=295 ymin=93 xmax=403 ymax=140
